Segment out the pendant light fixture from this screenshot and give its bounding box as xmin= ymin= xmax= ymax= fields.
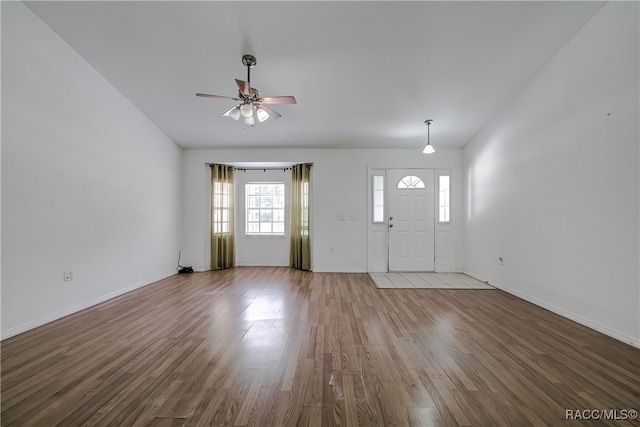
xmin=423 ymin=119 xmax=435 ymax=154
xmin=422 ymin=119 xmax=436 ymax=154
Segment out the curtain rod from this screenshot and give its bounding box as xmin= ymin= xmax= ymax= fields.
xmin=235 ymin=167 xmax=291 ymax=172
xmin=208 ymin=164 xmax=312 ymax=172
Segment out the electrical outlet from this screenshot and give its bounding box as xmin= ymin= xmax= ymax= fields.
xmin=63 ymin=271 xmax=73 ymax=282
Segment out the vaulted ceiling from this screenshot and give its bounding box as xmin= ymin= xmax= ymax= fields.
xmin=25 ymin=1 xmax=605 ymax=150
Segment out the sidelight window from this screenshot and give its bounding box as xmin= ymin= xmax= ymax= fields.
xmin=372 ymin=175 xmax=384 ymax=223
xmin=438 ymin=175 xmax=450 ymax=223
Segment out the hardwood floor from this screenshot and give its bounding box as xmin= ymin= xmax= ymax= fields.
xmin=2 ymin=267 xmax=638 ymax=426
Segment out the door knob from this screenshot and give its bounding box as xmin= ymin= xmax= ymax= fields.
xmin=389 ymin=224 xmax=394 ymax=228
xmin=389 ymin=216 xmax=393 ymax=220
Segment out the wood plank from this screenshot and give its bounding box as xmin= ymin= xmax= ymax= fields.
xmin=1 ymin=267 xmax=638 ymax=427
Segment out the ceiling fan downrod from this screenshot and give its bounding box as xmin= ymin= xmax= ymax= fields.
xmin=242 ymin=54 xmax=256 ymax=86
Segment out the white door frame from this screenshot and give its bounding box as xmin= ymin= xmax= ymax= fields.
xmin=367 ymin=166 xmax=455 ymax=273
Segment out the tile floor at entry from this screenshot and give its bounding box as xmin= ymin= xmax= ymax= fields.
xmin=370 ymin=272 xmax=495 ymax=289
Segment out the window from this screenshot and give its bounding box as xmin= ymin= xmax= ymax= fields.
xmin=212 ymin=182 xmax=232 ymax=234
xmin=397 ymin=175 xmax=425 ymax=189
xmin=300 ymin=181 xmax=309 ymax=236
xmin=246 ymin=183 xmax=285 ymax=235
xmin=372 ymin=175 xmax=384 ymax=223
xmin=438 ymin=175 xmax=450 ymax=222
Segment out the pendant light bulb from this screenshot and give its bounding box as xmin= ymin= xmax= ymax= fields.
xmin=240 ymin=103 xmax=253 ymax=118
xmin=228 ymin=106 xmax=241 ymax=121
xmin=423 ymin=143 xmax=435 ymax=154
xmin=256 ymin=107 xmax=269 ymax=122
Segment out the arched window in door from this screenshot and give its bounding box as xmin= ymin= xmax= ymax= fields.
xmin=397 ymin=175 xmax=425 ymax=189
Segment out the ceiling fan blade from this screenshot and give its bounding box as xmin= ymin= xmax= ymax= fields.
xmin=196 ymin=93 xmax=237 ymax=100
xmin=257 ymin=105 xmax=281 ymax=120
xmin=260 ymin=96 xmax=297 ymax=105
xmin=235 ymin=79 xmax=252 ymax=96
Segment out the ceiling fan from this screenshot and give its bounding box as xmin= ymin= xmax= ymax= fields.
xmin=196 ymin=54 xmax=297 ymax=125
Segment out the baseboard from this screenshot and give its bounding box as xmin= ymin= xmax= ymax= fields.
xmin=1 ymin=270 xmax=176 ymax=341
xmin=463 ymin=269 xmax=640 ymax=349
xmin=195 ymin=264 xmax=290 ymax=270
xmin=312 ymin=267 xmax=367 ymax=273
xmin=235 ymin=262 xmax=289 ymax=267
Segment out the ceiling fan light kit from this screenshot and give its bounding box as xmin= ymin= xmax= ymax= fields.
xmin=196 ymin=54 xmax=296 ymax=126
xmin=225 ymin=106 xmax=241 ymax=121
xmin=240 ymin=103 xmax=253 ymax=118
xmin=423 ymin=119 xmax=436 ymax=154
xmin=256 ymin=107 xmax=269 ymax=122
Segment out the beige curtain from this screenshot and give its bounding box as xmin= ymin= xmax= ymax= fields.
xmin=290 ymin=163 xmax=312 ymax=270
xmin=210 ymin=164 xmax=235 ymax=269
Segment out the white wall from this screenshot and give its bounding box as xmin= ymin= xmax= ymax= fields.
xmin=1 ymin=2 xmax=183 ymax=339
xmin=462 ymin=2 xmax=639 ymax=347
xmin=182 ymin=148 xmax=463 ymax=273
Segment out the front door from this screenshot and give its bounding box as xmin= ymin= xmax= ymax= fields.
xmin=388 ymin=169 xmax=435 ymax=271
